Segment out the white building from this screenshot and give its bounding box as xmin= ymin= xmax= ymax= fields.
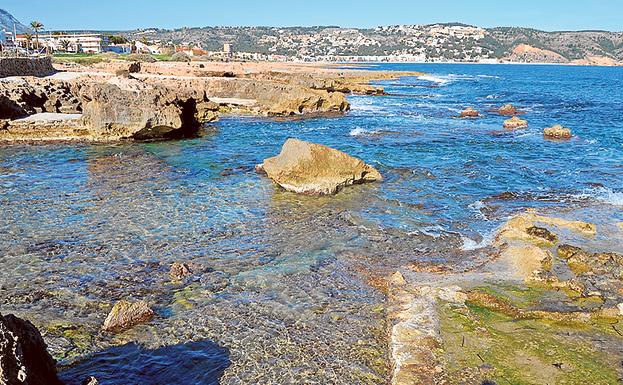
xmin=14 ymin=33 xmax=107 ymax=53
xmin=134 ymin=41 xmax=161 ymax=54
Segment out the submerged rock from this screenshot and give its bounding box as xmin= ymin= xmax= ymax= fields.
xmin=459 ymin=107 xmax=479 ymax=118
xmin=0 ymin=313 xmax=64 ymax=385
xmin=102 ymin=300 xmax=154 ymax=333
xmin=258 ymin=138 xmax=382 ymax=195
xmin=170 ymin=262 xmax=192 ymax=281
xmin=503 ymin=116 xmax=528 ymax=129
xmin=544 ymin=124 xmax=572 ymax=139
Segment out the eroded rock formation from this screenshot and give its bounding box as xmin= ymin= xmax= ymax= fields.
xmin=258 ymin=138 xmax=382 ymax=195
xmin=544 ymin=124 xmax=572 ymax=139
xmin=459 ymin=107 xmax=479 ymax=118
xmin=503 ymin=116 xmax=528 ymax=129
xmin=0 ymin=64 xmax=353 ymax=142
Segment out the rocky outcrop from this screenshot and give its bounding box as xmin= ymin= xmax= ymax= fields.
xmin=0 ymin=313 xmax=64 ymax=385
xmin=0 ymin=57 xmax=56 ymax=78
xmin=0 ymin=63 xmax=355 ymax=142
xmin=498 ymin=103 xmax=517 ymax=115
xmin=258 ymin=138 xmax=382 ymax=195
xmin=77 ymin=78 xmax=210 ymax=140
xmin=544 ymin=124 xmax=572 ymax=139
xmin=0 ymin=78 xmax=81 ymax=119
xmin=503 ymin=116 xmax=528 ymax=129
xmin=459 ymin=107 xmax=479 ymax=118
xmin=102 ymin=300 xmax=154 ymax=333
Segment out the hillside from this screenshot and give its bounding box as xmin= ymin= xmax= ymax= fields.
xmin=0 ymin=8 xmax=27 ymax=34
xmin=1 ymin=7 xmax=621 ymax=64
xmin=124 ymin=24 xmax=623 ymax=64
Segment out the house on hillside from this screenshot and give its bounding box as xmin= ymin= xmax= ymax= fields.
xmin=134 ymin=41 xmax=161 ymax=54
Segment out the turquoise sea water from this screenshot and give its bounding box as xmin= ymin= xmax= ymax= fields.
xmin=1 ymin=63 xmax=623 ymax=383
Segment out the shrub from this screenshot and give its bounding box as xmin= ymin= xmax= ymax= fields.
xmin=124 ymin=54 xmax=157 ymax=63
xmin=170 ymin=52 xmax=191 ymax=62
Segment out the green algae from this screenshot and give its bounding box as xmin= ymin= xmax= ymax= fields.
xmin=172 ymin=284 xmax=207 ymax=310
xmin=45 ymin=322 xmax=94 ymax=360
xmin=438 ymin=285 xmax=623 ymax=385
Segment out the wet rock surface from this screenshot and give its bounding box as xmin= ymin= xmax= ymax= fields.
xmin=259 ymin=138 xmax=382 ymax=195
xmin=0 ymin=313 xmax=64 ymax=385
xmin=544 ymin=124 xmax=572 ymax=139
xmin=459 ymin=106 xmax=479 ymax=118
xmin=503 ymin=116 xmax=528 ymax=129
xmin=102 ymin=300 xmax=154 ymax=333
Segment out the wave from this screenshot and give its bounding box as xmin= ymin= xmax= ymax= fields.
xmin=350 ymin=127 xmax=377 ymax=136
xmin=461 ymin=229 xmax=496 ymax=251
xmin=595 ymin=187 xmax=623 ymax=206
xmin=417 ymin=73 xmax=482 ymax=86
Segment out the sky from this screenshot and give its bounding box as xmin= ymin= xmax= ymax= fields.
xmin=4 ymin=0 xmax=623 ymax=32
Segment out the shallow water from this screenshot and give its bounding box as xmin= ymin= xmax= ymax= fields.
xmin=1 ymin=63 xmax=623 ymax=384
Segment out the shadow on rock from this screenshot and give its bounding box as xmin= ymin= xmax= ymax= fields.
xmin=59 ymin=340 xmax=230 ymax=385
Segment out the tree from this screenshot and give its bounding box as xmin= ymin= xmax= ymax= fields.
xmin=24 ymin=34 xmax=33 ymax=53
xmin=60 ymin=39 xmax=71 ymax=52
xmin=30 ymin=20 xmax=44 ymax=51
xmin=107 ymin=34 xmax=128 ymax=45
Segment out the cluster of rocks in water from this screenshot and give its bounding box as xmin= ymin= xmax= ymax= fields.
xmin=458 ymin=103 xmax=574 ymax=139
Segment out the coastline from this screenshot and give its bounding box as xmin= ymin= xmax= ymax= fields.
xmin=1 ymin=58 xmax=622 ymax=384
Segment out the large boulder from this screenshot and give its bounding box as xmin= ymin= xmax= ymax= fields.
xmin=258 ymin=138 xmax=382 ymax=195
xmin=0 ymin=313 xmax=64 ymax=385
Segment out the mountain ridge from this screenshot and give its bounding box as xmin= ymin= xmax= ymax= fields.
xmin=0 ymin=8 xmax=27 ymax=34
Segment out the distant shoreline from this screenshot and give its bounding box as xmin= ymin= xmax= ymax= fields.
xmin=323 ymin=60 xmax=622 ymax=68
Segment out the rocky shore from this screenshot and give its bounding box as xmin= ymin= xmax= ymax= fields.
xmin=383 ymin=210 xmax=623 ymax=384
xmin=1 ymin=59 xmax=418 ymax=143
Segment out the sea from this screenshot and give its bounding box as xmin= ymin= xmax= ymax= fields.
xmin=0 ymin=63 xmax=622 ymax=384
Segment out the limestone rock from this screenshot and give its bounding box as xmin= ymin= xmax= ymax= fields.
xmin=170 ymin=262 xmax=192 ymax=281
xmin=544 ymin=124 xmax=572 ymax=139
xmin=0 ymin=313 xmax=64 ymax=385
xmin=259 ymin=138 xmax=382 ymax=195
xmin=102 ymin=300 xmax=154 ymax=333
xmin=459 ymin=107 xmax=479 ymax=118
xmin=78 ymin=80 xmax=202 ymax=140
xmin=498 ymin=104 xmax=517 ymax=115
xmin=503 ymin=116 xmax=528 ymax=129
xmin=526 ymin=226 xmax=558 ymax=244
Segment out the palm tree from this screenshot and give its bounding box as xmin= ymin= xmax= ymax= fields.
xmin=30 ymin=21 xmax=44 ymax=52
xmin=24 ymin=33 xmax=33 ymax=53
xmin=60 ymin=39 xmax=71 ymax=52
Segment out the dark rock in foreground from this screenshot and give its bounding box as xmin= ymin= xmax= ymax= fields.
xmin=0 ymin=313 xmax=64 ymax=385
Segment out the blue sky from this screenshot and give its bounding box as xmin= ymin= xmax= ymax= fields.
xmin=4 ymin=0 xmax=623 ymax=31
